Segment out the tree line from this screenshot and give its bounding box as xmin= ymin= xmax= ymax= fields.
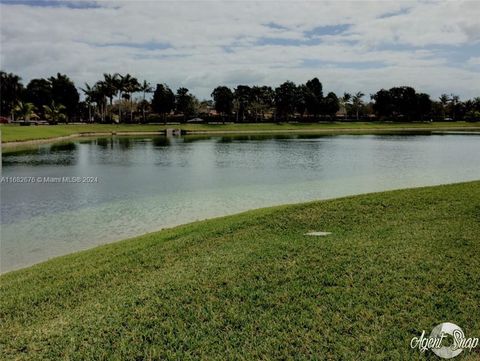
xmin=1 ymin=71 xmax=479 ymax=124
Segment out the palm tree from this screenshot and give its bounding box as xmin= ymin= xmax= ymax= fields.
xmin=96 ymin=81 xmax=110 ymax=122
xmin=102 ymin=73 xmax=119 ymax=121
xmin=112 ymin=74 xmax=127 ymax=123
xmin=43 ymin=101 xmax=66 ymax=124
xmin=81 ymin=83 xmax=96 ymax=122
xmin=122 ymin=74 xmax=140 ymax=122
xmin=14 ymin=101 xmax=36 ymax=122
xmin=139 ymin=80 xmax=153 ymax=123
xmin=352 ymin=91 xmax=364 ymax=121
xmin=340 ymin=92 xmax=351 ymax=118
xmin=450 ymin=94 xmax=460 ymax=121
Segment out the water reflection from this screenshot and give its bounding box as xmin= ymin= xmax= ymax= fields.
xmin=181 ymin=135 xmax=212 ymax=144
xmin=118 ymin=137 xmax=132 ymax=149
xmin=95 ymin=137 xmax=111 ymax=148
xmin=50 ymin=142 xmax=77 ymax=152
xmin=2 ymin=142 xmax=77 ymax=166
xmin=152 ymin=137 xmax=170 ymax=147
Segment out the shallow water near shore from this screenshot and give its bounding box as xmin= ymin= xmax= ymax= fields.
xmin=1 ymin=133 xmax=480 ymax=272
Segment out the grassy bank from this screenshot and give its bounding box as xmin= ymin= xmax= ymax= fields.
xmin=1 ymin=121 xmax=479 ymax=143
xmin=1 ymin=182 xmax=480 ymax=360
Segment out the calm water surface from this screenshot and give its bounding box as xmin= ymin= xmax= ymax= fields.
xmin=1 ymin=133 xmax=480 ymax=272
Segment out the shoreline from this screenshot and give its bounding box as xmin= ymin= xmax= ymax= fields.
xmin=2 ymin=179 xmax=478 ymax=275
xmin=2 ymin=125 xmax=480 ymax=148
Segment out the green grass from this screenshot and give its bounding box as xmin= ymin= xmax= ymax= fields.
xmin=1 ymin=182 xmax=480 ymax=360
xmin=1 ymin=121 xmax=479 ymax=143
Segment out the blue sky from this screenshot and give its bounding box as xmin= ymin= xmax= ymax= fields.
xmin=0 ymin=0 xmax=479 ymax=99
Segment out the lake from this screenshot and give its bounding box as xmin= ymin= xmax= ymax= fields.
xmin=1 ymin=133 xmax=480 ymax=272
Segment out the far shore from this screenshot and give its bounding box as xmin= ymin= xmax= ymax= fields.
xmin=2 ymin=122 xmax=480 ymax=148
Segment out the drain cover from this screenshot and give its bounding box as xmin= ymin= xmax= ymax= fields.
xmin=304 ymin=231 xmax=331 ymax=236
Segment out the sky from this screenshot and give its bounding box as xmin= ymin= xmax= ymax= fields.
xmin=0 ymin=0 xmax=479 ymax=100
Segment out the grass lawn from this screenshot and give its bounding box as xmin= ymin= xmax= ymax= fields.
xmin=1 ymin=121 xmax=479 ymax=143
xmin=1 ymin=181 xmax=479 ymax=360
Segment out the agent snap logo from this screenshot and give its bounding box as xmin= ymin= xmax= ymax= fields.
xmin=410 ymin=322 xmax=479 ymax=359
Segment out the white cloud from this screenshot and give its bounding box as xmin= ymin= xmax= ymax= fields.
xmin=467 ymin=56 xmax=480 ymax=66
xmin=0 ymin=0 xmax=479 ymax=99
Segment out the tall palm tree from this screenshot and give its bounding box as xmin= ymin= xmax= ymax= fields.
xmin=139 ymin=80 xmax=153 ymax=123
xmin=450 ymin=94 xmax=460 ymax=121
xmin=352 ymin=91 xmax=364 ymax=121
xmin=112 ymin=74 xmax=127 ymax=123
xmin=43 ymin=101 xmax=67 ymax=124
xmin=14 ymin=101 xmax=36 ymax=122
xmin=81 ymin=83 xmax=96 ymax=122
xmin=96 ymin=81 xmax=110 ymax=122
xmin=340 ymin=92 xmax=351 ymax=118
xmin=122 ymin=74 xmax=140 ymax=122
xmin=102 ymin=73 xmax=118 ymax=121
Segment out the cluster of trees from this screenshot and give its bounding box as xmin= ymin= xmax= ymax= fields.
xmin=1 ymin=70 xmax=479 ymax=123
xmin=1 ymin=72 xmax=79 ymax=123
xmin=81 ymin=73 xmax=153 ymax=123
xmin=134 ymin=78 xmax=342 ymax=123
xmin=0 ymin=71 xmax=203 ymax=124
xmin=150 ymin=84 xmax=200 ymax=122
xmin=210 ymin=79 xmax=340 ymax=122
xmin=370 ymin=86 xmax=480 ymax=121
xmin=371 ymin=87 xmax=432 ymax=121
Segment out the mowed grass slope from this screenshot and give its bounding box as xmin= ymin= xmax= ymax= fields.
xmin=1 ymin=121 xmax=480 ymax=142
xmin=0 ymin=124 xmax=163 ymax=142
xmin=1 ymin=182 xmax=479 ymax=360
